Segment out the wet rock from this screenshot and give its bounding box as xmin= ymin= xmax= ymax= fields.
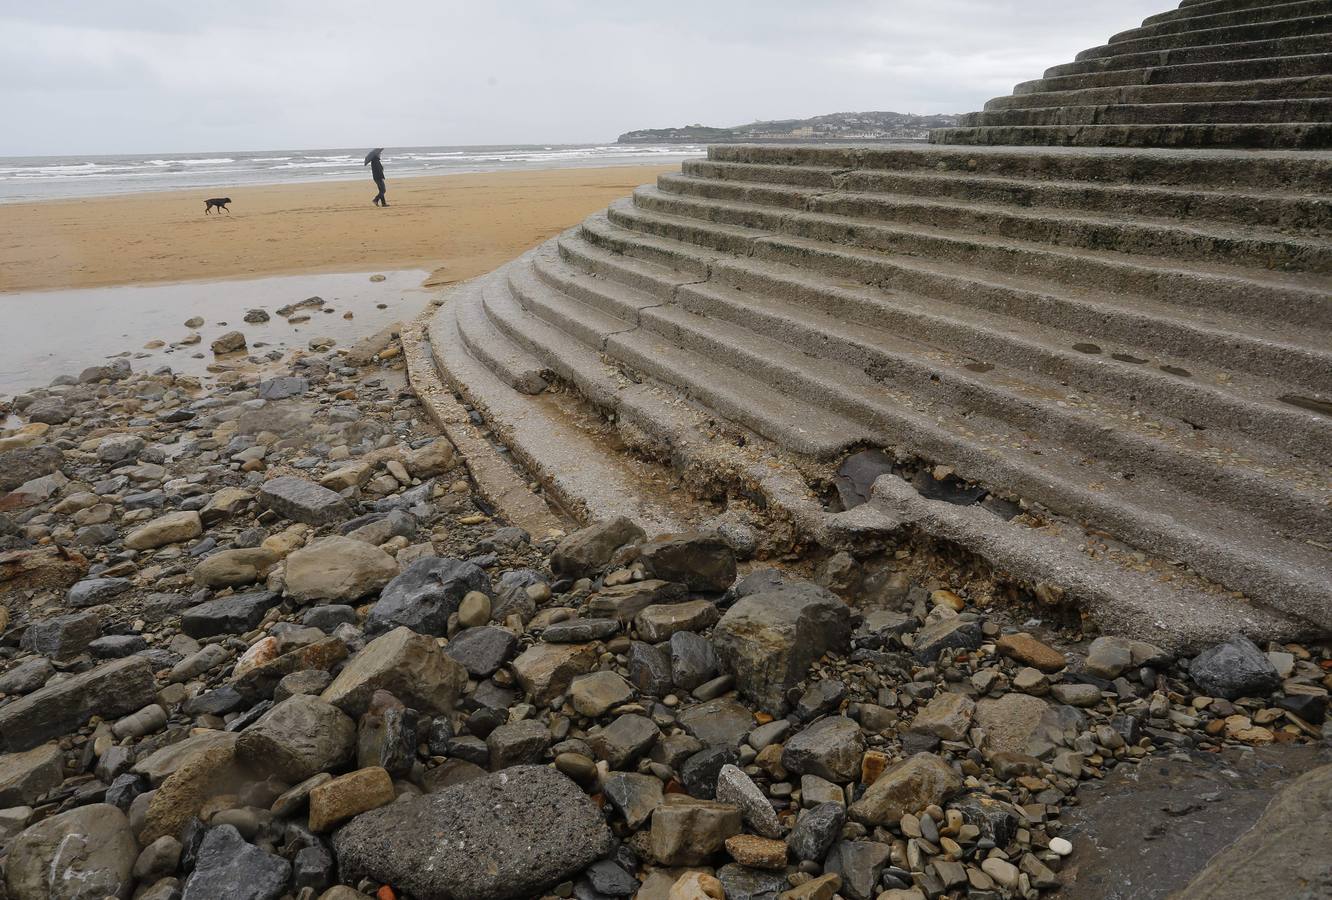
xmin=334 ymin=766 xmax=612 ymax=900
xmin=181 ymin=590 xmax=281 ymax=639
xmin=551 ymin=517 xmax=645 ymax=578
xmin=581 ymin=859 xmax=639 ymax=897
xmin=512 ymin=641 xmax=599 ymax=706
xmin=848 ymin=753 xmax=962 ymax=826
xmin=782 ymin=716 xmax=864 ymax=783
xmin=4 ymin=803 xmax=136 ymax=900
xmin=307 ymin=766 xmax=395 ymax=832
xmin=0 ymin=743 xmax=64 ymax=807
xmin=181 ymin=824 xmax=290 ymax=900
xmin=638 ymin=532 xmax=737 ymax=592
xmin=443 ymin=625 xmax=518 ymax=677
xmin=789 ymin=801 xmax=845 ymax=861
xmin=1189 ymin=634 xmax=1282 ymax=700
xmin=285 ymin=536 xmax=398 ymax=603
xmin=256 ymin=375 xmax=308 ymax=400
xmin=126 ymin=510 xmax=203 ymax=550
xmin=367 ymin=556 xmax=490 ymax=636
xmin=236 ymin=694 xmax=356 ymax=782
xmin=0 ymin=655 xmax=157 ymax=753
xmin=711 ymin=582 xmax=852 ymax=715
xmin=322 ymin=626 xmax=467 ymax=718
xmin=650 ymin=795 xmax=742 ymax=865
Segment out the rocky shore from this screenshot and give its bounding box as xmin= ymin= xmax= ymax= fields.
xmin=0 ymin=325 xmax=1329 ymax=900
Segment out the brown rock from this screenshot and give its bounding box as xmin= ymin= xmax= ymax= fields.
xmin=321 ymin=626 xmax=467 ymax=718
xmin=140 ymin=742 xmax=240 ymax=844
xmin=650 ymin=795 xmax=742 ymax=865
xmin=725 ymin=834 xmax=787 ymax=869
xmin=780 ymin=873 xmax=842 ymax=900
xmin=996 ymin=633 xmax=1066 ymax=673
xmin=511 ymin=642 xmax=599 ymax=706
xmin=668 ymin=872 xmax=725 ymax=900
xmin=848 ymin=753 xmax=962 ymax=826
xmin=307 ymin=766 xmax=395 ymax=832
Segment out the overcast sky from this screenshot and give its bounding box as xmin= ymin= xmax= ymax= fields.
xmin=1 ymin=0 xmax=1167 ymax=156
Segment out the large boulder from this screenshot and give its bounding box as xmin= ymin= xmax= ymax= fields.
xmin=550 ymin=517 xmax=645 ymax=578
xmin=0 ymin=656 xmax=157 ymax=753
xmin=0 ymin=743 xmax=64 ymax=806
xmin=235 ymin=694 xmax=356 ymax=782
xmin=180 ymin=824 xmax=291 ymax=900
xmin=334 ymin=766 xmax=612 ymax=900
xmin=848 ymin=753 xmax=962 ymax=825
xmin=1188 ymin=634 xmax=1282 ymax=700
xmin=710 ymin=583 xmax=852 ymax=715
xmin=321 ymin=626 xmax=467 ymax=718
xmin=366 ymin=557 xmax=491 ymax=636
xmin=285 ymin=536 xmax=398 ymax=603
xmin=4 ymin=803 xmax=137 ymax=900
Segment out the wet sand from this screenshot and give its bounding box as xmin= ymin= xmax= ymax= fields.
xmin=0 ymin=164 xmax=676 ymax=293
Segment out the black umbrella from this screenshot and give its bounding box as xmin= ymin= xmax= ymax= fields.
xmin=363 ymin=148 xmax=383 ymax=165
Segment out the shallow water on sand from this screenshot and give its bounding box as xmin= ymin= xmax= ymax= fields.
xmin=0 ymin=270 xmax=434 ymax=395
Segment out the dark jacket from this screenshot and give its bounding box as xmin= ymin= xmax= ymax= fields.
xmin=370 ymin=157 xmax=384 ymax=180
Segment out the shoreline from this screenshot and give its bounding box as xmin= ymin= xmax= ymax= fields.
xmin=0 ymin=163 xmax=677 ymax=293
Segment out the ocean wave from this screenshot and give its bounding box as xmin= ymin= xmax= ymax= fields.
xmin=180 ymin=158 xmax=236 ymax=165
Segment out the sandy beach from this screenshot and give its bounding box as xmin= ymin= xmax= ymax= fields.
xmin=0 ymin=164 xmax=676 ymax=293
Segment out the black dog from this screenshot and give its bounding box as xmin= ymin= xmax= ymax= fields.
xmin=204 ymin=197 xmax=232 ymax=214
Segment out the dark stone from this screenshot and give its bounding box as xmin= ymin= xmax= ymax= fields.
xmin=257 ymin=475 xmax=350 ymax=526
xmin=542 ymin=618 xmax=620 ymax=643
xmin=180 ymin=591 xmax=281 ymax=639
xmin=66 ymin=577 xmax=131 ymax=608
xmin=825 ymin=840 xmax=892 ymax=900
xmin=1189 ymin=635 xmax=1282 ymax=700
xmin=180 ymin=824 xmax=290 ymax=900
xmin=366 ymin=557 xmax=491 ymax=636
xmin=443 ymin=625 xmax=518 ymax=677
xmin=486 ymin=719 xmax=549 ymax=770
xmin=718 ymin=863 xmax=788 ymax=900
xmin=185 ymin=686 xmax=246 ymax=717
xmin=105 ymin=771 xmax=149 ymax=812
xmin=19 ymin=609 xmax=101 ymax=659
xmin=0 ymin=446 xmax=64 ymax=492
xmin=582 ymin=859 xmax=638 ymax=896
xmin=89 ymin=634 xmax=148 ymax=658
xmin=256 ymin=376 xmax=309 ymax=401
xmin=627 ymin=641 xmax=673 ymax=696
xmin=790 ymin=802 xmax=846 ymax=861
xmin=796 ymin=679 xmax=847 ymax=721
xmin=669 ymin=631 xmax=719 ymax=691
xmin=292 ymin=842 xmax=333 ymax=892
xmin=302 ymin=604 xmax=358 ymax=632
xmin=638 ymin=532 xmax=737 ymax=592
xmin=680 ymin=745 xmax=740 ymax=799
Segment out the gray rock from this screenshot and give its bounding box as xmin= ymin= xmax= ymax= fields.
xmin=0 ymin=658 xmax=53 ymax=695
xmin=912 ymin=617 xmax=984 ymax=663
xmin=678 ymin=697 xmax=756 ymax=748
xmin=487 ymin=719 xmax=549 ymax=770
xmin=681 ymin=745 xmax=739 ymax=799
xmin=0 ymin=446 xmax=63 ymax=493
xmin=581 ymin=860 xmax=638 ymax=897
xmin=20 ymin=609 xmax=101 ymax=659
xmin=627 ymin=641 xmax=673 ymax=695
xmin=0 ymin=656 xmax=157 ymax=753
xmin=89 ymin=634 xmax=148 ymax=658
xmin=848 ymin=752 xmax=962 ymax=826
xmin=670 ymin=631 xmax=719 ymax=691
xmin=443 ymin=625 xmax=518 ymax=677
xmin=0 ymin=743 xmax=64 ymax=807
xmin=782 ymin=716 xmax=864 ymax=783
xmin=602 ymin=771 xmax=664 ymax=830
xmin=321 ymin=626 xmax=467 ymax=719
xmin=302 ymin=604 xmax=357 ymax=632
xmin=181 ymin=824 xmax=290 ymax=900
xmin=25 ymin=396 xmax=71 ymax=425
xmin=569 ymin=670 xmax=634 ymax=718
xmin=586 ymin=714 xmax=660 ymax=769
xmin=638 ymin=532 xmax=737 ymax=592
xmin=1189 ymin=634 xmax=1282 ymax=700
xmin=711 ymin=582 xmax=852 ymax=714
xmin=256 ymin=376 xmax=309 ymax=400
xmin=550 ymin=517 xmax=645 ymax=578
xmin=4 ymin=804 xmax=136 ymax=900
xmin=795 ymin=679 xmax=846 ymax=721
xmin=235 ymin=694 xmax=356 ymax=782
xmin=542 ymin=618 xmax=620 ymax=643
xmin=258 ymin=475 xmax=350 ymax=526
xmin=181 ymin=590 xmax=281 ymax=639
xmin=333 ymin=766 xmax=613 ymax=900
xmin=717 ymin=863 xmax=787 ymax=900
xmin=97 ymin=434 xmax=145 ymax=464
xmin=789 ymin=801 xmax=846 ymax=861
xmin=825 ymin=840 xmax=892 ymax=900
xmin=716 ymin=764 xmax=782 ymax=838
xmin=367 ymin=557 xmax=490 ymax=636
xmin=285 ymin=536 xmax=398 ymax=603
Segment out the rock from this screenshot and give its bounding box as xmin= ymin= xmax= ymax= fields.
xmin=285 ymin=536 xmax=398 ymax=603
xmin=650 ymin=794 xmax=742 ymax=865
xmin=66 ymin=579 xmax=132 ymax=612
xmin=367 ymin=556 xmax=490 ymax=636
xmin=133 ymin=835 xmax=182 ymax=883
xmin=0 ymin=446 xmax=63 ymax=493
xmin=542 ymin=617 xmax=620 ymax=643
xmin=636 ymin=599 xmax=720 ymax=642
xmin=4 ymin=804 xmax=136 ymax=900
xmin=307 ymin=766 xmax=395 ymax=832
xmin=910 ymin=692 xmax=976 ymax=742
xmin=796 ymin=679 xmax=846 ymax=721
xmin=126 ymin=510 xmax=203 ymax=550
xmin=668 ymin=872 xmax=725 ymax=900
xmin=570 ymin=670 xmax=635 ymax=717
xmin=200 ymin=487 xmax=253 ymax=525
xmin=587 ymin=714 xmax=661 ymax=769
xmin=181 ymin=590 xmax=281 ymax=638
xmin=973 ymin=693 xmax=1051 ymax=757
xmin=443 ymin=625 xmax=518 ymax=677
xmin=210 ymin=330 xmax=247 ymax=353
xmin=20 ymin=609 xmax=101 ymax=659
xmin=996 ymin=632 xmax=1066 ymax=673
xmin=256 ymin=375 xmax=307 ymax=400
xmin=725 ymin=834 xmax=787 ymax=870
xmin=1085 ymin=636 xmax=1134 ymax=679
xmin=628 ymin=641 xmax=674 ymax=695
xmin=487 ymin=719 xmax=549 ymax=769
xmin=0 ymin=743 xmax=64 ymax=806
xmin=781 ymin=873 xmax=841 ymax=900
xmin=716 ymin=764 xmax=782 ymax=838
xmin=0 ymin=658 xmax=52 ymax=695
xmin=638 ymin=532 xmax=737 ymax=592
xmin=911 ymin=617 xmax=983 ymax=663
xmin=711 ymin=582 xmax=851 ymax=714
xmin=681 ymin=745 xmax=740 ymax=799
xmin=236 ymin=694 xmax=356 ymax=782
xmin=0 ymin=656 xmax=157 ymax=753
xmin=192 ymin=548 xmax=279 ymax=588
xmin=134 ymin=731 xmax=239 ymax=788
xmin=1051 ymin=682 xmax=1102 ymax=707
xmin=511 ymin=642 xmax=599 ymax=706
xmin=322 ymin=626 xmax=467 ymax=718
xmin=581 ymin=859 xmax=638 ymax=897
xmin=1189 ymin=634 xmax=1282 ymax=700
xmin=181 ymin=824 xmax=290 ymax=900
xmin=403 ymin=439 xmax=456 ymax=478
xmin=551 ymin=517 xmax=645 ymax=578
xmin=678 ymin=697 xmax=756 ymax=748
xmin=457 ymin=590 xmax=491 ymax=628
xmin=848 ymin=753 xmax=962 ymax=825
xmin=258 ymin=475 xmax=350 ymax=526
xmin=232 ymin=636 xmax=348 ymax=701
xmin=825 ymin=840 xmax=892 ymax=900
xmin=789 ymin=802 xmax=846 ymax=861
xmin=602 ymin=771 xmax=664 ymax=829
xmin=333 ymin=766 xmax=612 ymax=900
xmin=24 ymin=397 xmax=70 ymax=425
xmin=588 ymin=580 xmax=688 ymax=620
xmin=97 ymin=434 xmax=145 ymax=464
xmin=781 ymin=717 xmax=864 ymax=783
xmin=671 ymin=631 xmax=720 ymax=691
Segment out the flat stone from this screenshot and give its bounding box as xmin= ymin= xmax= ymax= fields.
xmin=602 ymin=771 xmax=664 ymax=829
xmin=0 ymin=658 xmax=52 ymax=695
xmin=911 ymin=617 xmax=983 ymax=663
xmin=0 ymin=656 xmax=157 ymax=753
xmin=638 ymin=532 xmax=737 ymax=592
xmin=20 ymin=609 xmax=101 ymax=659
xmin=678 ymin=697 xmax=756 ymax=748
xmin=542 ymin=617 xmax=620 ymax=643
xmin=181 ymin=590 xmax=281 ymax=639
xmin=587 ymin=580 xmax=689 ymax=620
xmin=443 ymin=625 xmax=518 ymax=677
xmin=487 ymin=719 xmax=549 ymax=770
xmin=285 ymin=535 xmax=398 ymax=603
xmin=910 ymin=692 xmax=976 ymax=741
xmin=570 ymin=670 xmax=635 ymax=717
xmin=587 ymin=714 xmax=661 ymax=769
xmin=973 ymin=693 xmax=1052 ymax=758
xmin=66 ymin=576 xmax=131 ymax=608
xmin=307 ymin=766 xmax=395 ymax=832
xmin=192 ymin=548 xmax=279 ymax=589
xmin=333 ymin=766 xmax=612 ymax=900
xmin=551 ymin=517 xmax=645 ymax=578
xmin=236 ymin=694 xmax=356 ymax=782
xmin=258 ymin=475 xmax=350 ymax=526
xmin=781 ymin=717 xmax=865 ymax=783
xmin=650 ymin=794 xmax=742 ymax=866
xmin=367 ymin=556 xmax=490 ymax=636
xmin=635 ymin=600 xmax=720 ymax=642
xmin=322 ymin=626 xmax=468 ymax=718
xmin=126 ymin=510 xmax=203 ymax=550
xmin=848 ymin=753 xmax=962 ymax=826
xmin=256 ymin=375 xmax=309 ymax=400
xmin=0 ymin=743 xmax=64 ymax=807
xmin=725 ymin=834 xmax=786 ymax=870
xmin=996 ymin=632 xmax=1066 ymax=673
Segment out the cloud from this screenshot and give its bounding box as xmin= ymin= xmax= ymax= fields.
xmin=0 ymin=0 xmax=1168 ymax=155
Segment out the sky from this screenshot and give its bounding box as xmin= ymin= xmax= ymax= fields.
xmin=0 ymin=0 xmax=1169 ymax=156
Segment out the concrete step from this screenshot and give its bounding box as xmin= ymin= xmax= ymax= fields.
xmin=958 ymin=97 xmax=1332 ymax=128
xmin=1078 ymin=12 xmax=1332 ymax=60
xmin=930 ymin=121 xmax=1332 ymax=149
xmin=1151 ymin=0 xmax=1317 ymax=25
xmin=453 ymin=271 xmax=552 ymax=395
xmin=597 ymin=201 xmax=1332 ymax=397
xmin=704 ymin=142 xmax=1332 ymax=192
xmin=624 ymin=187 xmax=1332 ymax=328
xmin=501 ymin=242 xmax=1331 ymax=625
xmin=573 ymin=214 xmax=1332 ymax=459
xmin=543 ymin=231 xmax=1331 ymax=542
xmin=989 ymin=74 xmax=1332 ymax=111
xmin=655 ymin=172 xmax=1330 ymax=272
xmin=1044 ymin=32 xmax=1332 ymax=79
xmin=1014 ymin=51 xmax=1332 ymax=95
xmin=681 ymin=159 xmax=1332 ymax=233
xmin=1116 ymin=0 xmax=1332 ymax=42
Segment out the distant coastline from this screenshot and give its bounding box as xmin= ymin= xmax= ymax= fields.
xmin=618 ymin=110 xmax=961 ymax=144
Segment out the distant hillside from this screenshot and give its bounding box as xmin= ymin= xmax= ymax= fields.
xmin=617 ymin=111 xmax=961 ymax=144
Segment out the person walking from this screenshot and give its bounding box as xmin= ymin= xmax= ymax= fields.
xmin=364 ymin=148 xmax=387 ymax=207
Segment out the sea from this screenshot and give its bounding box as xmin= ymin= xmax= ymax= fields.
xmin=0 ymin=143 xmax=706 ymax=203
